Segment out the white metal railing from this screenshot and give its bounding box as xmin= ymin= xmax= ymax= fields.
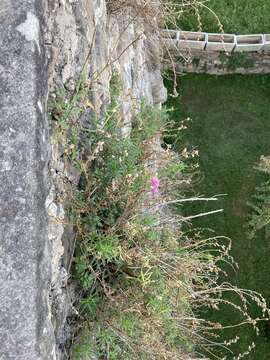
xmin=163 ymin=30 xmax=270 ymax=53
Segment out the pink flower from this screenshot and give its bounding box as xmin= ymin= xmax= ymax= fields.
xmin=150 ymin=176 xmax=160 ymax=195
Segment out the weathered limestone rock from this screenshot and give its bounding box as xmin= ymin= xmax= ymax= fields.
xmin=46 ymin=2 xmax=111 ymax=356
xmin=107 ymin=13 xmax=167 ymax=136
xmin=0 ymin=0 xmax=55 ymax=359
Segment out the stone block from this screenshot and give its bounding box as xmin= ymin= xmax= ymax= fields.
xmin=206 ymin=33 xmax=236 ymax=52
xmin=179 ymin=31 xmax=207 ymax=51
xmin=235 ymin=34 xmax=264 ymax=52
xmin=263 ymin=34 xmax=270 ymax=52
xmin=0 ymin=0 xmax=55 ymax=358
xmin=162 ymin=30 xmax=180 ymax=49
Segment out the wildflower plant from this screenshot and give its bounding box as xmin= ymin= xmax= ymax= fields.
xmin=50 ymin=71 xmax=270 ymax=360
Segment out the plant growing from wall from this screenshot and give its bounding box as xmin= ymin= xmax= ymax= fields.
xmin=49 ymin=71 xmax=270 ymax=360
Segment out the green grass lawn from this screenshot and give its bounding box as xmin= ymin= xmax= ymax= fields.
xmin=177 ymin=0 xmax=270 ymax=34
xmin=165 ymin=74 xmax=270 ymax=359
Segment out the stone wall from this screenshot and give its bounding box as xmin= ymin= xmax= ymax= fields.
xmin=46 ymin=0 xmax=166 ymax=358
xmin=163 ymin=30 xmax=270 ymax=74
xmin=45 ymin=1 xmax=110 ymax=354
xmin=167 ymin=49 xmax=270 ymax=75
xmin=0 ymin=1 xmax=55 ymax=359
